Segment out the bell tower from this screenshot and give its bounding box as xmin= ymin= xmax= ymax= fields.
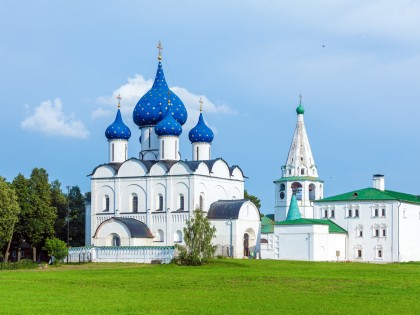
xmin=274 ymin=95 xmax=323 ymax=221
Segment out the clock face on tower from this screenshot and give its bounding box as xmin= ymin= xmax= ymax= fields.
xmin=280 ymin=192 xmax=285 ymax=199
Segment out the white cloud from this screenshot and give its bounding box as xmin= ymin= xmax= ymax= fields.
xmin=93 ymin=74 xmax=234 ymax=130
xmin=21 ymin=98 xmax=89 ymax=138
xmin=91 ymin=107 xmax=112 ymax=120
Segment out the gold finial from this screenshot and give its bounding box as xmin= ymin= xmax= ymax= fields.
xmin=299 ymin=94 xmax=302 ymax=105
xmin=157 ymin=41 xmax=163 ymax=61
xmin=199 ymin=97 xmax=203 ymax=112
xmin=116 ymin=94 xmax=122 ymax=108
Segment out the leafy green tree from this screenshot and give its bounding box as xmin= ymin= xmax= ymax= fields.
xmin=12 ymin=173 xmax=33 ymax=261
xmin=44 ymin=237 xmax=68 ymax=264
xmin=244 ymin=190 xmax=261 ymax=210
xmin=175 ymin=209 xmax=216 ymax=265
xmin=51 ymin=180 xmax=68 ymax=243
xmin=13 ymin=169 xmax=57 ymax=261
xmin=0 ymin=177 xmax=20 ymax=261
xmin=27 ymin=168 xmax=57 ymax=260
xmin=68 ymin=186 xmax=85 ymax=247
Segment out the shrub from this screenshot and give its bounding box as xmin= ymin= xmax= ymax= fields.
xmin=44 ymin=238 xmax=68 ymax=265
xmin=175 ymin=209 xmax=216 ymax=266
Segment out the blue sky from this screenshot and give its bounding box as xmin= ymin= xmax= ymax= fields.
xmin=1 ymin=1 xmax=420 ymax=214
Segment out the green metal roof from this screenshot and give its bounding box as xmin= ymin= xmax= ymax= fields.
xmin=273 ymin=176 xmax=324 ymax=183
xmin=261 ymin=215 xmax=275 ymax=233
xmin=276 ymin=219 xmax=347 ymax=234
xmin=286 ymin=195 xmax=301 ymax=220
xmin=316 ymin=187 xmax=420 ymax=205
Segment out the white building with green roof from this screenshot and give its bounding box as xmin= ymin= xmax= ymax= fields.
xmin=314 ymin=175 xmax=420 ymax=262
xmin=274 ymin=195 xmax=347 ymax=261
xmin=262 ymin=100 xmax=420 ymax=262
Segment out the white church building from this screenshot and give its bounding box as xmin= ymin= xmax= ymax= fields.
xmin=84 ymin=47 xmax=260 ymax=259
xmin=261 ymin=101 xmax=420 ymax=262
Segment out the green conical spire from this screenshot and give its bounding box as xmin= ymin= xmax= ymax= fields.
xmin=286 ymin=194 xmax=302 ymax=220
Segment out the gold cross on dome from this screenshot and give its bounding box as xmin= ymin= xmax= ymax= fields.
xmin=157 ymin=41 xmax=163 ymax=60
xmin=116 ymin=94 xmax=122 ymax=108
xmin=199 ymin=97 xmax=203 ymax=112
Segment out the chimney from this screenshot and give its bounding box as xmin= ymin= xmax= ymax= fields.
xmin=373 ymin=174 xmax=385 ymax=191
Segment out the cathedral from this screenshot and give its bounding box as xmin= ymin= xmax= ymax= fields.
xmin=82 ymin=43 xmax=420 ymax=263
xmin=84 ymin=46 xmax=261 ymax=259
xmin=261 ymin=101 xmax=420 ymax=262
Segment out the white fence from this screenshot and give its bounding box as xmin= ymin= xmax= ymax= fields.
xmin=66 ymin=246 xmax=175 ymax=264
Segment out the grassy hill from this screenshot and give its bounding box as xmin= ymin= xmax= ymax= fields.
xmin=1 ymin=259 xmax=419 ymax=314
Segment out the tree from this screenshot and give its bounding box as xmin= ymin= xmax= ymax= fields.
xmin=0 ymin=177 xmax=20 ymax=261
xmin=12 ymin=173 xmax=33 ymax=261
xmin=175 ymin=209 xmax=216 ymax=265
xmin=68 ymin=186 xmax=86 ymax=247
xmin=244 ymin=190 xmax=261 ymax=210
xmin=27 ymin=168 xmax=57 ymax=261
xmin=51 ymin=180 xmax=68 ymax=243
xmin=44 ymin=238 xmax=68 ymax=264
xmin=13 ymin=169 xmax=57 ymax=261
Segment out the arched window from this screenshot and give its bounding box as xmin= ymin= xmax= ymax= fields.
xmin=125 ymin=144 xmax=128 ymax=160
xmin=175 ymin=230 xmax=182 ymax=243
xmin=158 ymin=194 xmax=164 ymax=211
xmin=280 ymin=184 xmax=285 ymax=191
xmin=196 ymin=147 xmax=199 ymax=160
xmin=157 ymin=229 xmax=164 ymax=242
xmin=112 ymin=234 xmax=120 ymax=247
xmin=162 ymin=140 xmax=165 ymax=159
xmin=309 ymin=183 xmax=316 ymax=201
xmin=132 ymin=194 xmax=138 ymax=213
xmin=111 ymin=143 xmax=114 ymax=161
xmin=179 ymin=194 xmax=185 ymax=210
xmin=291 ymin=182 xmax=303 ymax=200
xmin=199 ymin=194 xmax=204 ymax=211
xmin=104 ymin=195 xmax=110 ymax=212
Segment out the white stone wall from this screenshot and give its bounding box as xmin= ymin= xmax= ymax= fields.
xmin=260 ymin=232 xmax=275 ymax=259
xmin=314 ymin=201 xmax=398 ymax=262
xmin=273 ymin=224 xmax=346 ymax=261
xmin=192 ymin=142 xmax=211 ymax=161
xmin=66 ymin=247 xmax=175 ymax=264
xmin=399 ymin=202 xmax=420 ymax=262
xmin=159 ymin=135 xmax=180 ymax=161
xmin=88 ymin=158 xmax=251 ymax=249
xmin=210 ymin=201 xmax=261 ymax=258
xmin=108 ymin=139 xmax=128 ymax=163
xmin=140 ymin=126 xmax=160 ymax=160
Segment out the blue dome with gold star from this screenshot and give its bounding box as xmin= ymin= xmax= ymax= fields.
xmin=133 ymin=61 xmax=188 ymax=127
xmin=189 ymin=112 xmax=214 ymax=143
xmin=155 ymin=106 xmax=182 ymax=136
xmin=105 ymin=109 xmax=131 ymax=140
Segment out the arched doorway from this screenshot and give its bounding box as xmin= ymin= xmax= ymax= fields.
xmin=112 ymin=234 xmax=121 ymax=247
xmin=243 ymin=233 xmax=250 ymax=257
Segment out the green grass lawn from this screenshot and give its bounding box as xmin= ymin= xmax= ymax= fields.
xmin=1 ymin=259 xmax=419 ymax=314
